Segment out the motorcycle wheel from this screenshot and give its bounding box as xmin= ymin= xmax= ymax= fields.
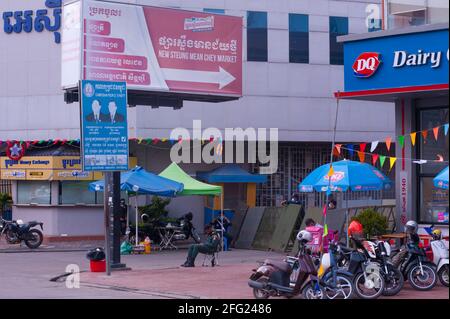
xmin=408 ymin=263 xmax=437 ymax=291
xmin=24 ymin=229 xmax=43 ymax=249
xmin=382 ymin=264 xmax=404 ymax=297
xmin=438 ymin=265 xmax=449 ymax=287
xmin=353 ymin=271 xmax=385 ymax=299
xmin=302 ymin=284 xmax=325 ymax=300
xmin=253 ymin=277 xmax=270 ymax=299
xmin=324 ymin=275 xmax=353 ymax=299
xmin=5 ymin=230 xmax=19 ymax=244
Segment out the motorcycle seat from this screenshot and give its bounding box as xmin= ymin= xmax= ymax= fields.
xmin=340 ymin=246 xmax=354 ymax=254
xmin=264 ymin=259 xmax=291 ymax=273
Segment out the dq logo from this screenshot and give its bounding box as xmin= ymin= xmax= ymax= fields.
xmin=353 ymin=52 xmax=381 ymax=78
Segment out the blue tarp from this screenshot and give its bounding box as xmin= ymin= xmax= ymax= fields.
xmin=197 ymin=164 xmax=267 ymax=183
xmin=88 ymin=166 xmax=184 ymax=197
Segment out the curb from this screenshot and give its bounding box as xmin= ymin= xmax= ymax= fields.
xmin=0 ymin=248 xmax=93 ymax=253
xmin=81 ymin=282 xmax=201 ymax=299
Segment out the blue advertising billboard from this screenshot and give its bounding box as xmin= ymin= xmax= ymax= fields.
xmin=80 ymin=80 xmax=129 ymax=171
xmin=343 ymin=29 xmax=449 ymax=93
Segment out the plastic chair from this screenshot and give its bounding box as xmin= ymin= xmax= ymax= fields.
xmin=202 ymin=234 xmax=222 ymax=267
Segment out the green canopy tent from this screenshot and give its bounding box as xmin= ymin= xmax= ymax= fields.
xmin=159 ymin=163 xmax=222 ymax=196
xmin=159 ymin=163 xmax=225 ymax=250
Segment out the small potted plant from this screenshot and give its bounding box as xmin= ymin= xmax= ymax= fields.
xmin=351 ymin=208 xmax=388 ymax=239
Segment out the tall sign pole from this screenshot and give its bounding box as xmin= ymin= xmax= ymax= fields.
xmin=80 ymin=80 xmax=129 ymax=276
xmin=103 ymin=172 xmax=114 ymax=276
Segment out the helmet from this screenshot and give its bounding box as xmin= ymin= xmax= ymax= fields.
xmin=404 ymin=220 xmax=418 ymax=234
xmin=348 ymin=220 xmax=363 ymax=237
xmin=432 ymin=229 xmax=442 ymax=240
xmin=296 ymin=230 xmax=312 ymax=243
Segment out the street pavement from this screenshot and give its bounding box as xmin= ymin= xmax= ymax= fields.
xmin=0 ymin=249 xmax=448 ymax=299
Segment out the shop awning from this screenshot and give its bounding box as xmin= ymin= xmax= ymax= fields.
xmin=159 ymin=163 xmax=222 ymax=196
xmin=196 ymin=164 xmax=267 ymax=183
xmin=89 ymin=166 xmax=184 ymax=197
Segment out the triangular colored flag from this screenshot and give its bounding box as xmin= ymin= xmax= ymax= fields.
xmin=385 ymin=137 xmax=392 ymax=151
xmin=379 ymin=155 xmax=386 ymax=168
xmin=327 ymin=165 xmax=335 ymax=177
xmin=433 ymin=127 xmax=439 ymax=141
xmin=335 ymin=144 xmax=342 ymax=155
xmin=161 ymin=138 xmax=168 ymax=143
xmin=444 ymin=124 xmax=449 ymax=136
xmin=389 ymin=157 xmax=397 ymax=171
xmin=422 ymin=130 xmax=428 ymax=143
xmin=370 ymin=141 xmax=379 ymax=153
xmin=357 ymin=151 xmax=365 ymax=163
xmin=137 ymin=138 xmax=143 ymax=144
xmin=372 ymin=154 xmax=379 ymax=166
xmin=323 ymin=224 xmax=329 ymax=237
xmin=359 ymin=143 xmax=367 ymax=153
xmin=347 ymin=144 xmax=354 ymax=158
xmin=410 ymin=132 xmax=417 ymax=146
xmin=398 ymin=135 xmax=405 ymax=148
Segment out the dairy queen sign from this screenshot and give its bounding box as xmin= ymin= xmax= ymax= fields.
xmin=2 ymin=0 xmax=62 ymax=43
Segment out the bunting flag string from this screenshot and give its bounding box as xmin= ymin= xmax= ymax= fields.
xmin=331 ymin=123 xmax=448 ymax=161
xmin=338 ymin=146 xmax=449 ymax=171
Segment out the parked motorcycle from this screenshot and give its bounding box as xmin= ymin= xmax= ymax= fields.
xmin=391 ymin=242 xmax=437 ymax=291
xmin=302 ymin=237 xmax=354 ymax=299
xmin=0 ymin=218 xmax=44 ymax=249
xmin=248 ymin=230 xmax=322 ymax=299
xmin=173 ymin=214 xmax=201 ymax=243
xmin=424 ymin=226 xmax=449 ymax=287
xmin=338 ymin=238 xmax=386 ymax=299
xmin=337 ymin=238 xmax=404 ymax=296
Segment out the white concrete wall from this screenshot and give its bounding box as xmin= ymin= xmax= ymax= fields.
xmin=12 ymin=206 xmax=104 ymax=236
xmin=0 ymin=0 xmax=395 ymax=143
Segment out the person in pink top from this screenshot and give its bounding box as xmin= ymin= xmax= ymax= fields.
xmin=305 ymin=218 xmax=323 ymax=229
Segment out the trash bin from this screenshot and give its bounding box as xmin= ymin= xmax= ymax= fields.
xmin=86 ymin=247 xmax=106 ymax=272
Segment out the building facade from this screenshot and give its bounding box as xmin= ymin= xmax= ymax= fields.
xmin=338 ymin=0 xmax=448 ymax=235
xmin=0 ymin=0 xmax=396 ymax=238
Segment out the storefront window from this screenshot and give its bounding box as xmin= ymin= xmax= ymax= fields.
xmin=60 ymin=181 xmax=97 ymax=205
xmin=420 ymin=177 xmax=449 ymax=224
xmin=17 ymin=181 xmax=51 ymax=205
xmin=417 ymin=107 xmax=449 ymax=224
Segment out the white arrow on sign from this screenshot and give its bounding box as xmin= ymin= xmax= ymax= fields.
xmin=161 ymin=66 xmax=236 ymax=89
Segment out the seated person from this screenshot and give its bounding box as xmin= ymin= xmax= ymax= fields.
xmin=181 ymin=224 xmax=220 ymax=267
xmin=211 ymin=215 xmax=233 ymax=249
xmin=327 ymin=195 xmax=337 ymax=210
xmin=305 ymin=218 xmax=324 ymax=229
xmin=281 ymin=193 xmax=302 ymax=206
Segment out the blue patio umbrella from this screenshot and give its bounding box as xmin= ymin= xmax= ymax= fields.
xmin=89 ymin=166 xmax=184 ymax=245
xmin=89 ymin=166 xmax=184 ymax=196
xmin=299 ymin=160 xmax=393 ymax=245
xmin=299 ymin=160 xmax=393 ymax=193
xmin=434 ymin=166 xmax=449 ymax=190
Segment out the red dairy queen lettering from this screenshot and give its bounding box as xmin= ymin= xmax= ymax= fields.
xmin=353 ymin=52 xmax=381 ymax=78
